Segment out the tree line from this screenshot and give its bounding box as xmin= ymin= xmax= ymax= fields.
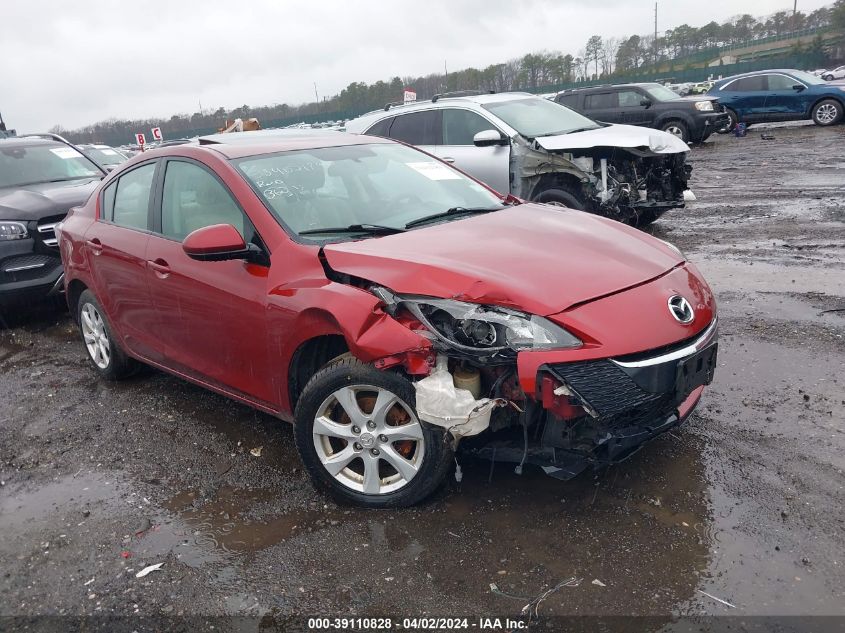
xmin=59 ymin=2 xmax=845 ymax=145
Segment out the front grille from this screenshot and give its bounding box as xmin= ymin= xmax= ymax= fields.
xmin=36 ymin=214 xmax=65 ymax=249
xmin=1 ymin=253 xmax=61 ymax=282
xmin=548 ymin=360 xmax=679 ymax=431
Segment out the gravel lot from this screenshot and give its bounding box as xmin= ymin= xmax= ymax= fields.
xmin=1 ymin=123 xmax=844 ymax=630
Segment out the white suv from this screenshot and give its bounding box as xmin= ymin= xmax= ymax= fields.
xmin=345 ymin=91 xmax=692 ymax=226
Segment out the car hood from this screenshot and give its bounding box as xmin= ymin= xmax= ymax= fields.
xmin=0 ymin=178 xmax=100 ymax=221
xmin=322 ymin=204 xmax=684 ymax=316
xmin=534 ymin=123 xmax=689 ymax=154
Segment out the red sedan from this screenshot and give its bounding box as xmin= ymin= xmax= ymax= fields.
xmin=58 ymin=130 xmax=717 ymax=507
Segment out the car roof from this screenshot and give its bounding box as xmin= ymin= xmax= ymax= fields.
xmin=0 ymin=136 xmax=63 ymax=148
xmin=355 ymin=91 xmax=536 ymax=117
xmin=142 ymin=129 xmax=393 ymax=160
xmin=559 ymin=82 xmax=663 ymax=94
xmin=714 ymin=69 xmax=801 ymax=85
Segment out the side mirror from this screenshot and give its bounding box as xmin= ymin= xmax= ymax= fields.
xmin=182 ymin=224 xmax=249 ymax=262
xmin=792 ymin=84 xmax=805 ymax=92
xmin=640 ymin=98 xmax=652 ymax=108
xmin=473 ymin=129 xmax=507 ymax=147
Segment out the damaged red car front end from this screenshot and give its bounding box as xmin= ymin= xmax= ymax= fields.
xmin=321 ymin=204 xmax=717 ymax=482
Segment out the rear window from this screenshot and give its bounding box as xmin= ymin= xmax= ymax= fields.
xmin=388 ymin=111 xmax=441 ymax=145
xmin=0 ymin=143 xmax=102 ymax=188
xmin=584 ymin=93 xmax=616 ymax=109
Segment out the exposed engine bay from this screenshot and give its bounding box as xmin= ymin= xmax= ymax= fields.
xmin=513 ymin=135 xmax=693 ymax=226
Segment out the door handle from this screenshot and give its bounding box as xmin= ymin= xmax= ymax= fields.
xmin=147 ymin=258 xmax=171 ymax=278
xmin=441 ymin=157 xmax=456 ymax=163
xmin=86 ymin=238 xmax=103 ymax=255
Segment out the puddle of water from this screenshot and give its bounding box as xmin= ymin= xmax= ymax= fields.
xmin=132 ymin=486 xmax=345 ymax=567
xmin=695 ymin=258 xmax=844 ymax=296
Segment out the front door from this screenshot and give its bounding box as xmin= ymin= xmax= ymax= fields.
xmin=145 ymin=158 xmax=275 ymax=405
xmin=84 ymin=161 xmax=161 ymax=361
xmin=434 ymin=108 xmax=511 ymax=195
xmin=617 ymin=89 xmax=654 ymax=126
xmin=763 ymin=73 xmax=810 ymax=120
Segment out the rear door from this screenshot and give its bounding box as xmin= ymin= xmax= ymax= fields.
xmin=582 ymin=91 xmax=620 ymax=123
xmin=433 ymin=108 xmax=511 ymax=195
xmin=144 ymin=157 xmax=275 ymax=405
xmin=83 ymin=161 xmax=162 ymax=361
xmin=718 ymin=75 xmax=768 ymax=121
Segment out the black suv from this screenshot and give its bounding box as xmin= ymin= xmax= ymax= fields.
xmin=0 ymin=133 xmax=105 ymax=307
xmin=556 ymin=82 xmax=730 ymax=144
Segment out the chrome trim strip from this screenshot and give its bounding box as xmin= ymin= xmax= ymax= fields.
xmin=47 ymin=273 xmax=65 ymax=296
xmin=611 ymin=318 xmax=718 ymax=368
xmin=37 ymin=223 xmax=59 ymax=233
xmin=42 ymin=238 xmax=58 ymax=246
xmin=4 ymin=262 xmax=46 ymax=273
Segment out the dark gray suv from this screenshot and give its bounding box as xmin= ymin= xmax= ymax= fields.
xmin=556 ymin=83 xmax=730 ymax=143
xmin=0 ymin=133 xmax=105 ymax=307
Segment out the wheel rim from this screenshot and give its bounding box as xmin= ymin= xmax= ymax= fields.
xmin=665 ymin=125 xmax=684 ymax=138
xmin=81 ymin=303 xmax=110 ymax=369
xmin=817 ymin=104 xmax=838 ymax=124
xmin=312 ymin=385 xmax=425 ymax=495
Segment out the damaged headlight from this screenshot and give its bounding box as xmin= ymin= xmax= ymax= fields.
xmin=694 ymin=101 xmax=715 ymax=111
xmin=373 ymin=288 xmax=581 ymax=354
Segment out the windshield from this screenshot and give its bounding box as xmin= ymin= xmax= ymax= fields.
xmin=482 ymin=98 xmax=600 ymax=137
xmin=85 ymin=147 xmax=128 ymax=166
xmin=234 ymin=143 xmax=505 ymax=240
xmin=643 ymin=84 xmax=682 ymax=101
xmin=0 ymin=143 xmax=103 ymax=188
xmin=790 ymin=70 xmax=824 ymax=86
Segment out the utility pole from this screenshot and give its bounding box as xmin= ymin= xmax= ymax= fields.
xmin=654 ymin=2 xmax=658 ymax=67
xmin=793 ymin=0 xmax=797 ymax=15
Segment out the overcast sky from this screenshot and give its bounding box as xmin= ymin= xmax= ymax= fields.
xmin=0 ymin=0 xmax=831 ymax=132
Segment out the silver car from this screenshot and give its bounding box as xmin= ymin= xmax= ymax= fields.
xmin=345 ymin=91 xmax=692 ymax=226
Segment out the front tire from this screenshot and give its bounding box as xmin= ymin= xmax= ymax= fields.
xmin=294 ymin=357 xmax=453 ymax=508
xmin=660 ymin=120 xmax=689 ymax=143
xmin=76 ymin=290 xmax=137 ymax=380
xmin=812 ymin=99 xmax=843 ymax=126
xmin=822 ymin=74 xmax=833 ymax=81
xmin=532 ymin=186 xmax=584 ymax=210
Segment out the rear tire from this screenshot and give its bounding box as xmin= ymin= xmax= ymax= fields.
xmin=660 ymin=120 xmax=689 ymax=143
xmin=294 ymin=357 xmax=453 ymax=508
xmin=532 ymin=186 xmax=585 ymax=210
xmin=812 ymin=99 xmax=843 ymax=126
xmin=822 ymin=74 xmax=833 ymax=81
xmin=76 ymin=290 xmax=137 ymax=380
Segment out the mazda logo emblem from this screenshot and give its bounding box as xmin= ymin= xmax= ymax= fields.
xmin=668 ymin=295 xmax=695 ymax=324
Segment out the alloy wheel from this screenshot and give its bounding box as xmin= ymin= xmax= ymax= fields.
xmin=816 ymin=103 xmax=838 ymax=125
xmin=312 ymin=385 xmax=425 ymax=495
xmin=665 ymin=124 xmax=684 ymax=138
xmin=80 ymin=303 xmax=110 ymax=369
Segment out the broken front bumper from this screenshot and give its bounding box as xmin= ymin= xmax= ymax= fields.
xmin=477 ymin=319 xmax=718 ymax=479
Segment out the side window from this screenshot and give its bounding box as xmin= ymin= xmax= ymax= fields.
xmin=366 ymin=117 xmax=394 ymax=137
xmin=767 ymin=74 xmax=796 ymax=90
xmin=112 ymin=163 xmax=155 ymax=230
xmin=442 ymin=109 xmax=498 ymax=146
xmin=388 ymin=110 xmax=440 ymax=145
xmin=556 ymin=94 xmax=581 ymax=109
xmin=728 ymin=76 xmax=767 ymax=91
xmin=618 ymin=90 xmax=644 ymax=107
xmin=161 ymin=160 xmax=253 ymax=242
xmin=584 ymin=92 xmax=617 ymax=109
xmin=101 ymin=181 xmax=117 ymax=221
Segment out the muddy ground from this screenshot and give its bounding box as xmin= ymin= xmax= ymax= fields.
xmin=1 ymin=123 xmax=844 ymax=631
